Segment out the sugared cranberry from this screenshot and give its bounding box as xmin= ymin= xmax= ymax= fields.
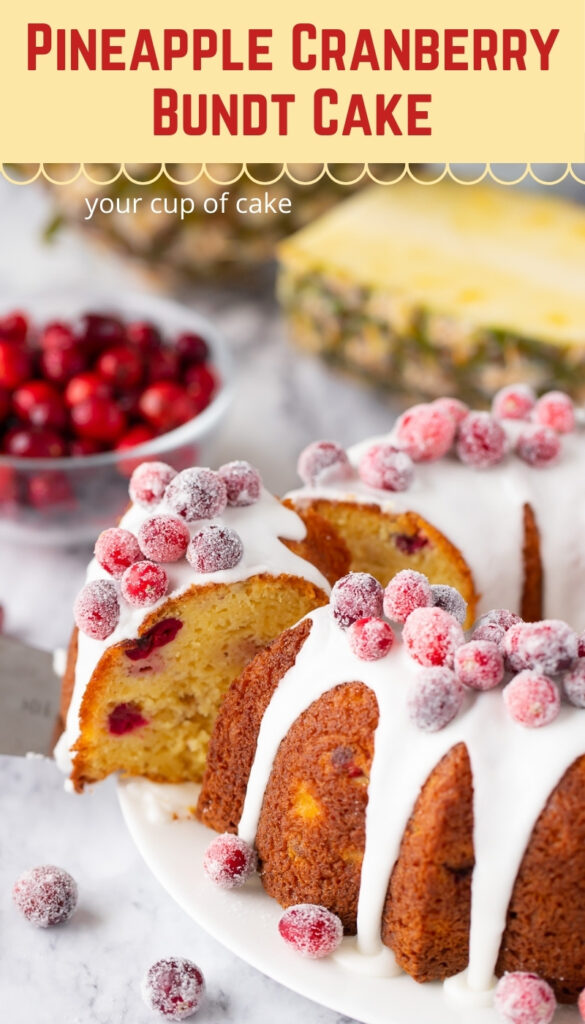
xmin=477 ymin=609 xmax=522 ymax=632
xmin=430 ymin=584 xmax=467 ymax=624
xmin=473 ymin=615 xmax=518 ymax=649
xmin=40 ymin=345 xmax=86 ymax=385
xmin=129 ymin=461 xmax=176 ymax=507
xmin=504 ymin=672 xmax=560 ymax=728
xmin=139 ymin=382 xmax=196 ymax=433
xmin=4 ymin=427 xmax=67 ymax=459
xmin=13 ymin=381 xmax=67 ymax=431
xmin=348 ymin=617 xmax=395 ymax=660
xmin=492 ymin=384 xmax=536 ymax=421
xmin=108 ymin=702 xmax=148 ymax=735
xmin=0 ymin=310 xmax=28 ymax=343
xmin=203 ymin=833 xmax=257 ymax=888
xmin=431 ymin=397 xmax=469 ymax=425
xmin=454 ymin=640 xmax=504 ymax=691
xmin=165 ymin=468 xmax=227 ymax=521
xmin=533 ymin=390 xmax=575 ymax=434
xmin=579 ymin=987 xmax=585 ymax=1023
xmin=185 ymin=364 xmax=217 ymax=411
xmin=456 ymin=412 xmax=508 ymax=469
xmin=74 ymin=579 xmax=120 ymax=639
xmin=218 ymin=460 xmax=262 ymax=507
xmin=408 ymin=666 xmax=464 ymax=731
xmin=13 ymin=865 xmax=78 ymax=928
xmin=28 ymin=471 xmax=73 ymax=509
xmin=330 ymin=573 xmax=384 ymax=629
xmin=176 ymin=332 xmax=209 ymax=366
xmin=0 ymin=341 xmax=33 ymax=389
xmin=358 ymin=443 xmax=414 ymax=492
xmin=403 ymin=606 xmax=464 ymax=667
xmin=515 ymin=426 xmax=561 ymax=468
xmin=578 ymin=631 xmax=585 ymax=659
xmin=186 ymin=525 xmax=244 ymax=572
xmin=383 ymin=570 xmax=432 ymax=623
xmin=64 ymin=371 xmax=111 ymax=407
xmin=138 ymin=514 xmax=190 ymax=563
xmin=70 ymin=395 xmax=126 ymax=443
xmin=95 ymin=527 xmax=142 ymax=578
xmin=147 ymin=347 xmax=180 ymax=384
xmin=278 ymin=905 xmax=343 ymax=959
xmin=40 ymin=321 xmax=78 ymax=351
xmin=563 ymin=661 xmax=585 ymax=708
xmin=494 ymin=972 xmax=556 ymax=1024
xmin=395 ymin=403 xmax=456 ymax=462
xmin=504 ymin=619 xmax=577 ymax=674
xmin=80 ymin=313 xmax=125 ymax=349
xmin=297 ymin=441 xmax=352 ymax=487
xmin=126 ymin=320 xmax=162 ymax=352
xmin=96 ymin=346 xmax=143 ymax=389
xmin=142 ymin=957 xmax=205 ymax=1021
xmin=121 ymin=561 xmax=169 ymax=607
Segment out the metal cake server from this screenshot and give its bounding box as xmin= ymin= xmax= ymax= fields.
xmin=0 ymin=636 xmax=61 ymax=756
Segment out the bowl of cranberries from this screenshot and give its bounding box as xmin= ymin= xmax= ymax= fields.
xmin=0 ymin=292 xmax=232 ymax=543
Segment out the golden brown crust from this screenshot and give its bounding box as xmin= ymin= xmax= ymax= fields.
xmin=281 ymin=500 xmax=350 ymax=586
xmin=521 ymin=502 xmax=543 ymax=621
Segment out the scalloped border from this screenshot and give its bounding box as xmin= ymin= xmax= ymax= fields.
xmin=2 ymin=163 xmax=585 ymax=187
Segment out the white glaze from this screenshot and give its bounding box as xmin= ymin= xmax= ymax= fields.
xmin=238 ymin=607 xmax=585 ymax=1003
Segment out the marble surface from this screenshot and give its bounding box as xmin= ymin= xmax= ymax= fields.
xmin=0 ymin=179 xmax=398 ymax=1023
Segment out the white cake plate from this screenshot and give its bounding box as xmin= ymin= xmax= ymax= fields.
xmin=118 ymin=779 xmax=578 ymax=1024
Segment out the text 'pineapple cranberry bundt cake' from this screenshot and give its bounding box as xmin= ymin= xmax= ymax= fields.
xmin=286 ymin=385 xmax=585 ymax=629
xmin=55 ymin=459 xmax=348 ymax=792
xmin=197 ymin=569 xmax=585 ymax=1010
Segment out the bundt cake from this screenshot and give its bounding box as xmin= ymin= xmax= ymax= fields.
xmin=55 ymin=458 xmax=348 ymax=791
xmin=286 ymin=385 xmax=584 ymax=628
xmin=197 ymin=569 xmax=585 ymax=1007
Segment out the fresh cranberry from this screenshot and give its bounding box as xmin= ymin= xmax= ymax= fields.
xmin=218 ymin=460 xmax=262 ymax=506
xmin=278 ymin=905 xmax=343 ymax=959
xmin=126 ymin=320 xmax=162 ymax=352
xmin=492 ymin=384 xmax=536 ymax=421
xmin=456 ymin=412 xmax=508 ymax=469
xmin=117 ymin=425 xmax=156 ymax=451
xmin=0 ymin=466 xmax=18 ymax=504
xmin=395 ymin=403 xmax=456 ymax=462
xmin=431 ymin=397 xmax=469 ymax=425
xmin=186 ymin=525 xmax=244 ymax=572
xmin=358 ymin=443 xmax=414 ymax=491
xmin=39 ymin=321 xmax=78 ymax=351
xmin=203 ymin=833 xmax=257 ymax=889
xmin=28 ymin=471 xmax=73 ymax=509
xmin=138 ymin=514 xmax=190 ymax=563
xmin=0 ymin=311 xmax=28 ymax=343
xmin=297 ymin=440 xmax=352 ymax=487
xmin=494 ymin=972 xmax=556 ymax=1024
xmin=129 ymin=461 xmax=177 ymax=507
xmin=64 ymin=371 xmax=111 ymax=407
xmin=504 ymin=671 xmax=561 ymax=728
xmin=330 ymin=572 xmax=384 ymax=629
xmin=430 ymin=584 xmax=467 ymax=624
xmin=533 ymin=390 xmax=575 ymax=434
xmin=12 ymin=866 xmax=78 ymax=928
xmin=165 ymin=467 xmax=227 ymax=521
xmin=383 ymin=570 xmax=432 ymax=623
xmin=408 ymin=666 xmax=465 ymax=731
xmin=13 ymin=381 xmax=67 ymax=431
xmin=138 ymin=382 xmax=196 ymax=432
xmin=74 ymin=579 xmax=120 ymax=639
xmin=0 ymin=341 xmax=33 ymax=389
xmin=96 ymin=345 xmax=143 ymax=389
xmin=121 ymin=560 xmax=169 ymax=607
xmin=515 ymin=425 xmax=561 ymax=468
xmin=147 ymin=347 xmax=180 ymax=384
xmin=108 ymin=702 xmax=148 ymax=735
xmin=124 ymin=618 xmax=183 ymax=661
xmin=40 ymin=345 xmax=86 ymax=385
xmin=79 ymin=313 xmax=125 ymax=349
xmin=142 ymin=957 xmax=205 ymax=1021
xmin=348 ymin=617 xmax=395 ymax=660
xmin=504 ymin=619 xmax=577 ymax=674
xmin=176 ymin=332 xmax=210 ymax=366
xmin=454 ymin=640 xmax=504 ymax=691
xmin=0 ymin=386 xmax=10 ymax=422
xmin=402 ymin=606 xmax=464 ymax=667
xmin=95 ymin=527 xmax=142 ymax=578
xmin=185 ymin=363 xmax=217 ymax=411
xmin=69 ymin=438 xmax=104 ymax=456
xmin=563 ymin=661 xmax=585 ymax=708
xmin=4 ymin=427 xmax=67 ymax=459
xmin=70 ymin=395 xmax=126 ymax=443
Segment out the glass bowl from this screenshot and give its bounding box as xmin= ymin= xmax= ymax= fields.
xmin=0 ymin=290 xmax=234 ymax=545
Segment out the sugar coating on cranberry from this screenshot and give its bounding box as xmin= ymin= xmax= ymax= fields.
xmin=358 ymin=443 xmax=414 ymax=492
xmin=74 ymin=579 xmax=120 ymax=639
xmin=492 ymin=384 xmax=536 ymax=421
xmin=454 ymin=640 xmax=504 ymax=691
xmin=503 ymin=672 xmax=560 ymax=728
xmin=504 ymin=619 xmax=578 ymax=674
xmin=383 ymin=570 xmax=432 ymax=623
xmin=95 ymin=527 xmax=142 ymax=578
xmin=430 ymin=584 xmax=467 ymax=625
xmin=408 ymin=667 xmax=465 ymax=732
xmin=533 ymin=390 xmax=575 ymax=434
xmin=142 ymin=957 xmax=205 ymax=1021
xmin=395 ymin=403 xmax=456 ymax=462
xmin=563 ymin=661 xmax=585 ymax=708
xmin=431 ymin=397 xmax=469 ymax=425
xmin=129 ymin=461 xmax=177 ymax=508
xmin=13 ymin=865 xmax=78 ymax=928
xmin=494 ymin=972 xmax=556 ymax=1024
xmin=218 ymin=460 xmax=262 ymax=507
xmin=578 ymin=631 xmax=585 ymax=659
xmin=121 ymin=561 xmax=169 ymax=607
xmin=515 ymin=426 xmax=561 ymax=468
xmin=138 ymin=514 xmax=190 ymax=563
xmin=578 ymin=986 xmax=585 ymax=1022
xmin=331 ymin=573 xmax=384 ymax=629
xmin=477 ymin=609 xmax=522 ymax=633
xmin=203 ymin=833 xmax=258 ymax=888
xmin=165 ymin=467 xmax=227 ymax=521
xmin=403 ymin=606 xmax=464 ymax=667
xmin=186 ymin=525 xmax=244 ymax=573
xmin=278 ymin=904 xmax=343 ymax=959
xmin=456 ymin=412 xmax=508 ymax=469
xmin=297 ymin=440 xmax=352 ymax=487
xmin=348 ymin=617 xmax=395 ymax=661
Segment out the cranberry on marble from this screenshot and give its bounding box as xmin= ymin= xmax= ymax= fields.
xmin=13 ymin=865 xmax=78 ymax=928
xmin=142 ymin=957 xmax=205 ymax=1021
